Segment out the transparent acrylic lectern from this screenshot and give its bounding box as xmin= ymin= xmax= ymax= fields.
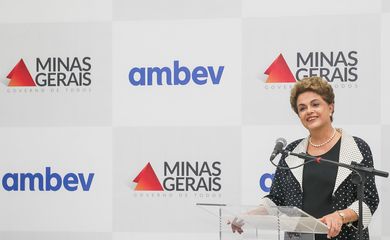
xmin=197 ymin=203 xmax=329 ymax=240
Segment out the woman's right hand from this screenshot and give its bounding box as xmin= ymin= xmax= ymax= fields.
xmin=228 ymin=205 xmax=269 ymax=234
xmin=228 ymin=217 xmax=244 ymax=234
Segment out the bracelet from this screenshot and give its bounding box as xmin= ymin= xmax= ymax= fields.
xmin=336 ymin=210 xmax=346 ymax=223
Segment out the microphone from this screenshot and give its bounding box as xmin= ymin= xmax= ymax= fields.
xmin=270 ymin=138 xmax=287 ymax=161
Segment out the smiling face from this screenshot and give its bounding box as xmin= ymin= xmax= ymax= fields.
xmin=296 ymin=91 xmax=334 ymax=131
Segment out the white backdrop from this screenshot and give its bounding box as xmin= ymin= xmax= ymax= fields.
xmin=0 ymin=0 xmax=389 ymax=239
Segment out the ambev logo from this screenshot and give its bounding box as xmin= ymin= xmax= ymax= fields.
xmin=1 ymin=167 xmax=95 ymax=192
xmin=259 ymin=173 xmax=274 ymax=193
xmin=128 ymin=60 xmax=224 ymax=86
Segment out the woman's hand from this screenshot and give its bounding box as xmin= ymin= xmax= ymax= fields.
xmin=319 ymin=211 xmax=343 ymax=239
xmin=227 ymin=205 xmax=270 ymax=234
xmin=227 ymin=217 xmax=244 ymax=234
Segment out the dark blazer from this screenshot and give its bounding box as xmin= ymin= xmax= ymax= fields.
xmin=265 ymin=130 xmax=379 ymax=240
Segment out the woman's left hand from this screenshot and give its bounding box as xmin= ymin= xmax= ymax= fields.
xmin=319 ymin=211 xmax=343 ymax=239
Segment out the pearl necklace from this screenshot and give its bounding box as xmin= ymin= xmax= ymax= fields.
xmin=309 ymin=128 xmax=337 ymax=148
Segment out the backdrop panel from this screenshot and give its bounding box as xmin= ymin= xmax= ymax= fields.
xmin=242 ymin=0 xmax=381 ymax=18
xmin=113 ymin=126 xmax=241 ymax=232
xmin=0 ymin=0 xmax=112 ymax=23
xmin=242 ymin=14 xmax=381 ymax=125
xmin=0 ymin=22 xmax=112 ymax=127
xmin=0 ymin=127 xmax=112 ymax=232
xmin=382 ymin=14 xmax=390 ymax=124
xmin=113 ymin=0 xmax=240 ymax=20
xmin=113 ymin=19 xmax=241 ymax=126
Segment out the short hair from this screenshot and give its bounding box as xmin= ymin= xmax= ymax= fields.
xmin=290 ymin=76 xmax=335 ymax=121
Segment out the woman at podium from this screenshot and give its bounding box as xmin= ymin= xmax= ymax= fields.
xmin=264 ymin=77 xmax=379 ymax=239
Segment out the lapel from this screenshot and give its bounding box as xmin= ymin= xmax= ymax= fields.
xmin=333 ymin=130 xmax=363 ymax=194
xmin=284 ymin=129 xmax=363 ymax=194
xmin=285 ymin=137 xmax=308 ymax=192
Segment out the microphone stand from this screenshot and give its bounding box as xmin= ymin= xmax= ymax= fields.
xmin=281 ymin=150 xmax=389 ymax=240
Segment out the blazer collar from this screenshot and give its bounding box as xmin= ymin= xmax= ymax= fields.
xmin=284 ymin=129 xmax=363 ymax=194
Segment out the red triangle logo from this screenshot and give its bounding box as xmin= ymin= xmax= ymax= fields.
xmin=264 ymin=54 xmax=296 ymax=83
xmin=133 ymin=162 xmax=164 ymax=191
xmin=7 ymin=59 xmax=36 ymax=87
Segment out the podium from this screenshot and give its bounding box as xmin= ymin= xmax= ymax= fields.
xmin=197 ymin=203 xmax=329 ymax=240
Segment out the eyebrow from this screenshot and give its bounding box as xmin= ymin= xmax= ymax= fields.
xmin=297 ymin=99 xmax=320 ymax=106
